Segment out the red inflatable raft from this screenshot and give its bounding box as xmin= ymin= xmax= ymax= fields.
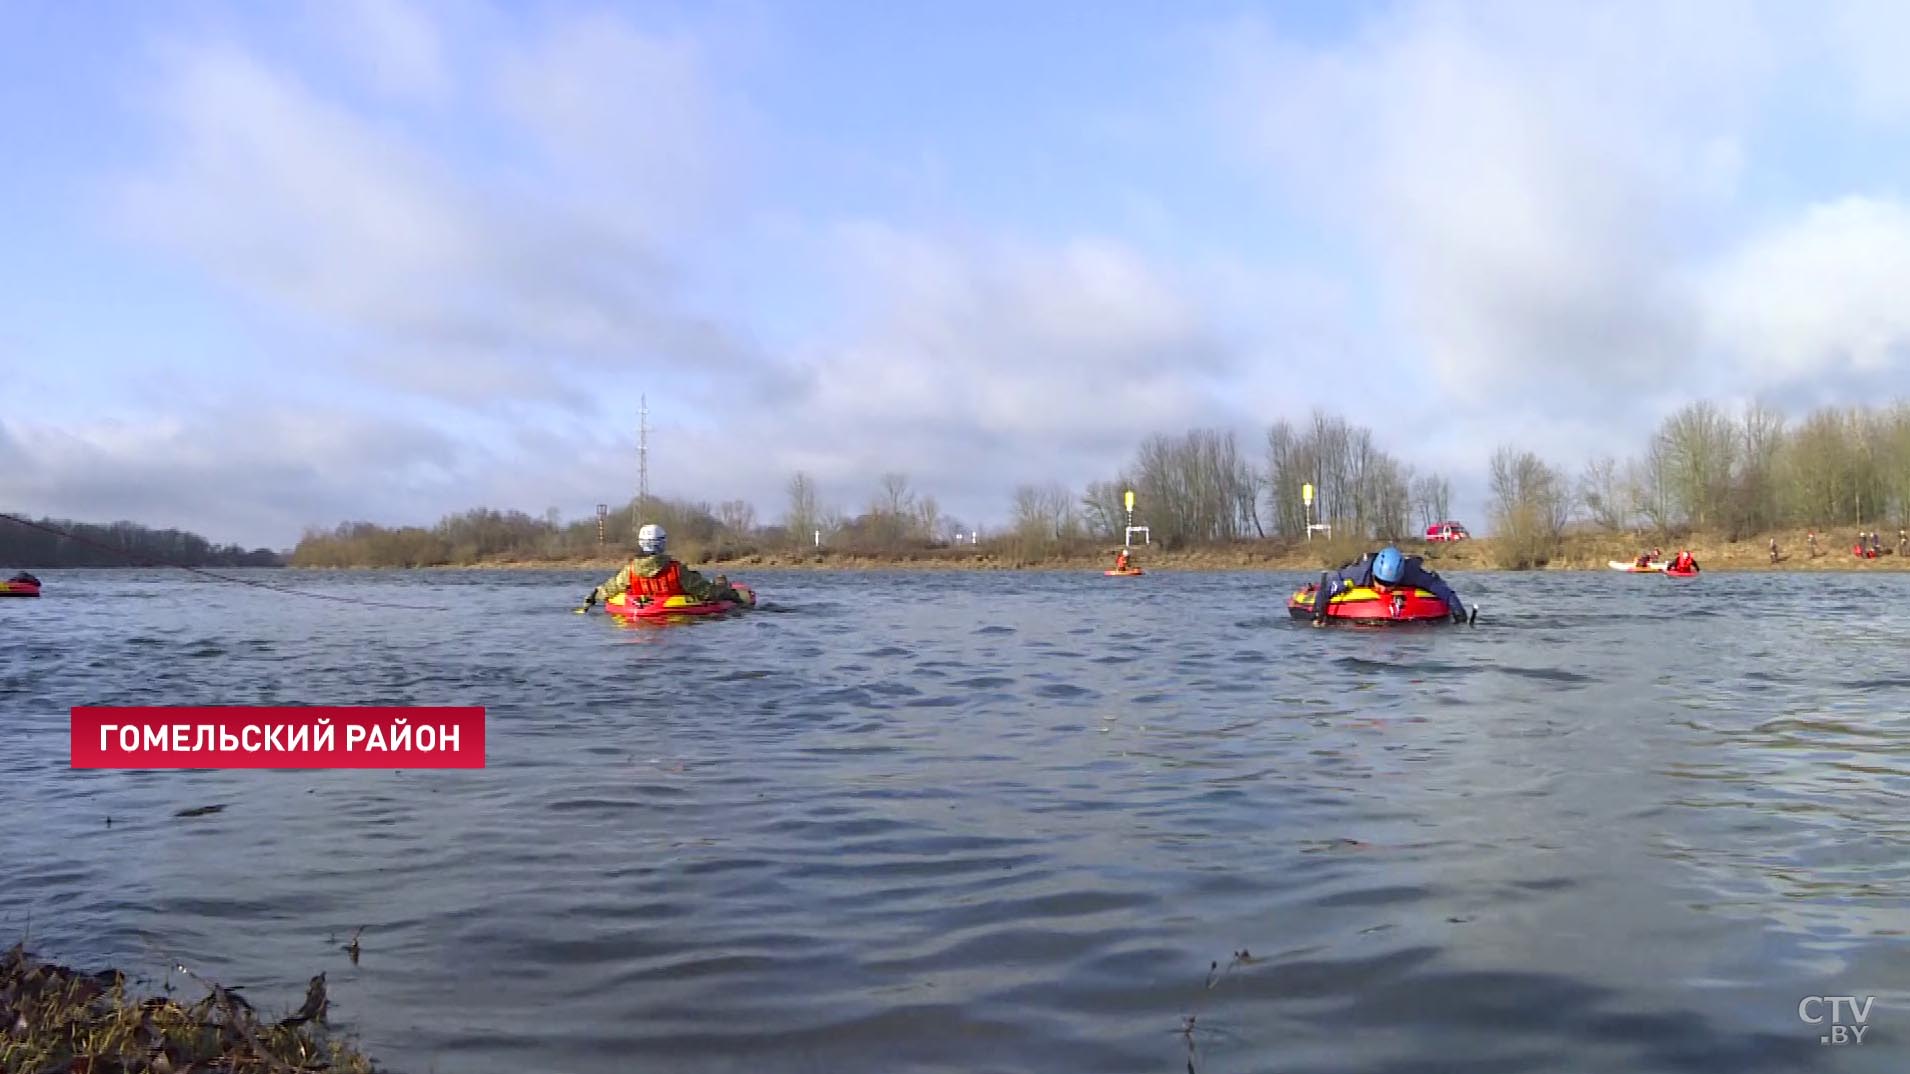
xmin=1 ymin=574 xmax=40 ymax=598
xmin=604 ymin=583 xmax=754 ymax=621
xmin=1104 ymin=568 xmax=1145 ymax=577
xmin=1287 ymin=581 xmax=1452 ymax=624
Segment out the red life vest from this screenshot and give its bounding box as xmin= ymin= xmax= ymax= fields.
xmin=625 ymin=560 xmax=684 ymax=599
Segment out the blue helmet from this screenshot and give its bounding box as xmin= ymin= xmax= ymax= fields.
xmin=1373 ymin=545 xmax=1405 ymax=584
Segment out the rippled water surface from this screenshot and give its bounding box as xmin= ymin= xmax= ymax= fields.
xmin=4 ymin=568 xmax=1908 ymax=1072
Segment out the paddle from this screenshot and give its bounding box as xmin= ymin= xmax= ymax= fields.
xmin=574 ymin=593 xmax=596 ymax=615
xmin=1310 ymin=570 xmax=1331 ymax=626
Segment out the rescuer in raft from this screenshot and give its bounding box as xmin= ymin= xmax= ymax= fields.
xmin=1311 ymin=544 xmax=1467 ymax=626
xmin=1670 ymin=549 xmax=1700 ymax=572
xmin=581 ymin=524 xmax=745 ymax=610
xmin=1113 ymin=548 xmax=1134 ymax=572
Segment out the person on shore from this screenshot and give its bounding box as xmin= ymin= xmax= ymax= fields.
xmin=582 ymin=524 xmax=743 ymax=610
xmin=1808 ymin=530 xmax=1819 ymax=557
xmin=1768 ymin=537 xmax=1780 ymax=564
xmin=1311 ymin=544 xmax=1467 ymax=625
xmin=1899 ymin=528 xmax=1906 ymax=556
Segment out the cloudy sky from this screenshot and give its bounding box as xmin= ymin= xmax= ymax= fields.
xmin=5 ymin=0 xmax=1910 ymax=548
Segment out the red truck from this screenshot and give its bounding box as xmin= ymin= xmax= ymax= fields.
xmin=1424 ymin=521 xmax=1470 ymax=542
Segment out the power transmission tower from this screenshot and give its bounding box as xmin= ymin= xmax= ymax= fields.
xmin=633 ymin=395 xmax=649 ymax=531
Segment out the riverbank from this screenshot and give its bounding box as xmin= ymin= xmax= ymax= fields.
xmin=312 ymin=527 xmax=1909 ymax=573
xmin=0 ymin=945 xmax=378 ymax=1073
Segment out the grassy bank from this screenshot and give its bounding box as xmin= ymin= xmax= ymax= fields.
xmin=1 ymin=945 xmax=378 ymax=1073
xmin=308 ymin=527 xmax=1910 ymax=573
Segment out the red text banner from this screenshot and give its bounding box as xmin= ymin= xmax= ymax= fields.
xmin=70 ymin=706 xmax=486 ymax=769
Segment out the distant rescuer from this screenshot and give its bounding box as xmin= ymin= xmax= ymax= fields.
xmin=582 ymin=524 xmax=743 ymax=610
xmin=1311 ymin=545 xmax=1468 ymax=626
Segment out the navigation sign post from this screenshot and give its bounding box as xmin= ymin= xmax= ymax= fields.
xmin=1122 ymin=488 xmax=1150 ymax=547
xmin=1303 ymin=482 xmax=1331 ymax=540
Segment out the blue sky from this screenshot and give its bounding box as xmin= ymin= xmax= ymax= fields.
xmin=6 ymin=0 xmax=1910 ymax=547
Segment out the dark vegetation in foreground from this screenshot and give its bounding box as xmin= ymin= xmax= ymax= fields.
xmin=290 ymin=398 xmax=1910 ymax=570
xmin=0 ymin=945 xmax=375 ymax=1074
xmin=0 ymin=516 xmax=283 ymax=569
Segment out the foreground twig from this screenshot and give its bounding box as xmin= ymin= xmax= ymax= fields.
xmin=1180 ymin=949 xmax=1256 ymax=1073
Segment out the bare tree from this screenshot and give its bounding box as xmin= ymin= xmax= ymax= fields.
xmin=1367 ymin=457 xmax=1413 ymax=539
xmin=1132 ymin=430 xmax=1255 ymax=545
xmin=784 ymin=472 xmax=819 ymax=548
xmin=1490 ymin=445 xmax=1570 ymax=567
xmin=1409 ymin=473 xmax=1451 ymax=532
xmin=1578 ymin=456 xmax=1629 ymax=531
xmin=1886 ymin=402 xmax=1910 ymax=525
xmin=916 ymin=496 xmax=942 ymax=545
xmin=1081 ymin=480 xmax=1131 ymax=540
xmin=716 ymin=500 xmax=757 ymax=536
xmin=1261 ymin=412 xmax=1419 ymax=540
xmin=1010 ymin=483 xmax=1079 ymax=557
xmin=861 ymin=473 xmax=918 ymax=550
xmin=877 ymin=473 xmax=913 ymax=517
xmin=1727 ymin=402 xmax=1786 ymax=535
xmin=1264 ymin=420 xmax=1306 ymax=539
xmin=1657 ymin=402 xmax=1740 ymax=528
xmin=1627 ymin=441 xmax=1673 ymax=532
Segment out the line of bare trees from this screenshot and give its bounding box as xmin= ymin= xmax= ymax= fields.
xmin=1 ymin=517 xmax=282 ymax=568
xmin=1264 ymin=413 xmax=1441 ymax=542
xmin=1019 ymin=417 xmax=1455 ymax=557
xmin=1468 ymin=399 xmax=1910 ymax=567
xmin=290 ymin=398 xmax=1910 ymax=569
xmin=1579 ymin=400 xmax=1910 ymax=535
xmin=290 ymin=406 xmax=1460 ymax=567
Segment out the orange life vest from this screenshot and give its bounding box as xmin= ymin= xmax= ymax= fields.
xmin=625 ymin=560 xmax=684 ymax=599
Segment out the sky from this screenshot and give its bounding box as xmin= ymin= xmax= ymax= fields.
xmin=6 ymin=0 xmax=1910 ymax=548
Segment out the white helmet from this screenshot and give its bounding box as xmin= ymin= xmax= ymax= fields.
xmin=637 ymin=523 xmax=667 ymax=554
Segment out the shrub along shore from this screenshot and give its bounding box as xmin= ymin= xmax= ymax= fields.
xmin=298 ymin=528 xmax=1910 ymax=573
xmin=0 ymin=945 xmax=379 ymax=1074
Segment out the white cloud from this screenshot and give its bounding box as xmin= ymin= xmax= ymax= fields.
xmin=1826 ymin=0 xmax=1910 ymax=122
xmin=1702 ymin=196 xmax=1910 ymax=381
xmin=1215 ymin=2 xmax=1778 ymax=406
xmin=795 ymin=226 xmax=1234 ymax=442
xmin=0 ymin=407 xmax=468 ymax=547
xmin=321 ymin=0 xmax=450 ymax=103
xmin=115 ymin=33 xmax=760 ymax=414
xmin=494 ymin=11 xmax=738 ymax=234
xmin=612 ymin=224 xmax=1262 ymax=528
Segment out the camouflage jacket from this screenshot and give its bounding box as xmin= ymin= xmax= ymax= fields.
xmin=591 ymin=554 xmax=727 ymax=604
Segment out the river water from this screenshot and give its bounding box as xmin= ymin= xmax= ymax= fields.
xmin=3 ymin=568 xmax=1906 ymax=1073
